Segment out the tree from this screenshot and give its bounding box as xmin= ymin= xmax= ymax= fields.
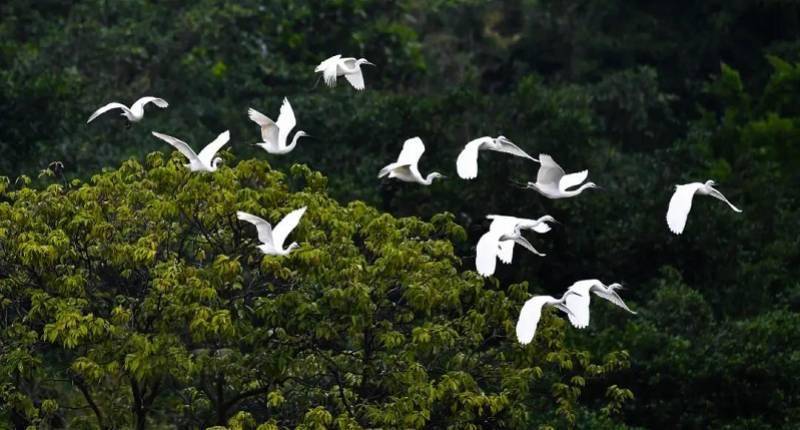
xmin=0 ymin=154 xmax=630 ymax=428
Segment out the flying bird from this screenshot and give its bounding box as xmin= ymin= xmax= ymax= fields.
xmin=378 ymin=137 xmax=445 ymax=185
xmin=151 ymin=130 xmax=229 ymax=172
xmin=248 ymin=98 xmax=309 ymax=155
xmin=486 ymin=215 xmax=557 ymax=265
xmin=456 ymin=136 xmax=538 ymax=180
xmin=237 ymin=207 xmax=307 ymax=256
xmin=87 ymin=96 xmax=168 ymax=124
xmin=525 ymin=154 xmax=598 ymax=199
xmin=475 ymin=215 xmax=554 ymax=277
xmin=516 ymin=292 xmax=577 ymax=345
xmin=315 ymin=55 xmax=375 ymax=90
xmin=563 ymin=279 xmax=636 ymax=329
xmin=666 ymin=180 xmax=742 ymax=234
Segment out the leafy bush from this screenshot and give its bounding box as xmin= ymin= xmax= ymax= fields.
xmin=0 ymin=156 xmax=630 ymax=428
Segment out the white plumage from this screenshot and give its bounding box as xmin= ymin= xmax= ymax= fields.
xmin=237 ymin=207 xmax=307 ymax=256
xmin=666 ymin=180 xmax=742 ymax=234
xmin=456 ymin=136 xmax=538 ymax=180
xmin=315 ymin=55 xmax=375 ymax=90
xmin=378 ymin=137 xmax=445 ymax=185
xmin=516 ymin=292 xmax=575 ymax=344
xmin=87 ymin=96 xmax=168 ymax=124
xmin=563 ymin=279 xmax=637 ymax=329
xmin=526 ymin=154 xmax=598 ymax=199
xmin=248 ymin=98 xmax=309 ymax=154
xmin=151 ymin=130 xmax=229 ymax=172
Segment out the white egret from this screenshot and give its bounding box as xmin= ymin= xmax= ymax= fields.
xmin=564 ymin=279 xmax=637 ymax=329
xmin=236 ymin=207 xmax=307 ymax=256
xmin=151 ymin=130 xmax=229 ymax=173
xmin=315 ymin=55 xmax=375 ymax=90
xmin=378 ymin=137 xmax=445 ymax=185
xmin=486 ymin=215 xmax=556 ymax=265
xmin=525 ymin=154 xmax=598 ymax=199
xmin=456 ymin=136 xmax=538 ymax=180
xmin=248 ymin=98 xmax=309 ymax=155
xmin=666 ymin=180 xmax=742 ymax=234
xmin=475 ymin=221 xmax=550 ymax=277
xmin=516 ymin=291 xmax=577 ymax=345
xmin=87 ymin=96 xmax=168 ymax=124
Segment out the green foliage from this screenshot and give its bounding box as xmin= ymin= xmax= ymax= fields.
xmin=0 ymin=157 xmax=628 ymax=428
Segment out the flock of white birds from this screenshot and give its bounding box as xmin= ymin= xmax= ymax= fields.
xmin=86 ymin=54 xmax=743 ymax=345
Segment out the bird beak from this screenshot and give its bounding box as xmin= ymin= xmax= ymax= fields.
xmin=509 ymin=179 xmax=530 ymax=189
xmin=364 ymin=61 xmax=376 ymax=67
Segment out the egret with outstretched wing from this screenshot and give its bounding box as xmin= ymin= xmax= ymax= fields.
xmin=666 ymin=180 xmax=742 ymax=234
xmin=87 ymin=96 xmax=168 ymax=124
xmin=237 ymin=207 xmax=307 ymax=256
xmin=151 ymin=130 xmax=229 ymax=172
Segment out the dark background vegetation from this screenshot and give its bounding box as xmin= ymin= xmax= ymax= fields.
xmin=2 ymin=0 xmax=800 ymax=428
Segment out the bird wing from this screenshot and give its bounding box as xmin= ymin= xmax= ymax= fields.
xmin=272 ymin=207 xmax=307 ymax=250
xmin=497 ymin=240 xmax=515 ymax=264
xmin=197 ymin=130 xmax=230 ymax=166
xmin=87 ymin=102 xmax=132 ymax=123
xmin=343 ymin=68 xmax=365 ymax=90
xmin=248 ymin=108 xmax=279 ymax=144
xmin=378 ymin=162 xmax=402 ymax=178
xmin=378 ymin=162 xmax=416 ymax=179
xmin=511 ymin=234 xmax=546 ymax=257
xmin=666 ymin=183 xmax=703 ymax=234
xmin=396 ymin=137 xmax=426 ymax=165
xmin=491 ymin=139 xmax=537 ymax=161
xmin=708 ymin=188 xmax=743 ymax=213
xmin=487 ymin=215 xmax=519 ymax=233
xmin=475 ymin=230 xmax=501 ymax=277
xmin=456 ymin=137 xmax=490 ymax=179
xmin=151 ymin=131 xmax=199 ymax=162
xmin=236 ymin=211 xmax=274 ymax=246
xmin=318 ymin=55 xmax=342 ymax=87
xmin=564 ymin=286 xmax=592 ymax=329
xmin=536 ymin=154 xmax=566 ymax=185
xmin=516 ymin=296 xmax=553 ymax=344
xmin=132 ymin=96 xmax=168 ymax=112
xmin=315 ymin=54 xmax=341 ymax=72
xmin=593 ymin=287 xmax=637 ymax=315
xmin=558 ymin=170 xmax=589 ymax=192
xmin=276 ymin=98 xmax=297 ymax=148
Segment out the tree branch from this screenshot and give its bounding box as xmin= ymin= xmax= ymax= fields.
xmin=73 ymin=376 xmax=106 ymax=429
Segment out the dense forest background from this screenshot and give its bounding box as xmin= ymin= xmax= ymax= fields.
xmin=2 ymin=0 xmax=800 ymax=428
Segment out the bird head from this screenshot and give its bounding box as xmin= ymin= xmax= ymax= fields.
xmin=608 ymin=282 xmax=624 ymax=291
xmin=288 ymin=241 xmax=301 ymax=252
xmin=495 ymin=135 xmax=513 ymax=145
xmin=357 ymin=58 xmax=375 ymax=67
xmin=296 ymin=131 xmax=311 ymax=140
xmin=583 ymin=182 xmax=600 ymax=190
xmin=428 ymin=172 xmax=446 ymax=182
xmin=538 ymin=215 xmax=558 ymax=224
xmin=211 ymin=157 xmax=223 ymax=170
xmin=705 ymin=179 xmax=717 ymax=187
